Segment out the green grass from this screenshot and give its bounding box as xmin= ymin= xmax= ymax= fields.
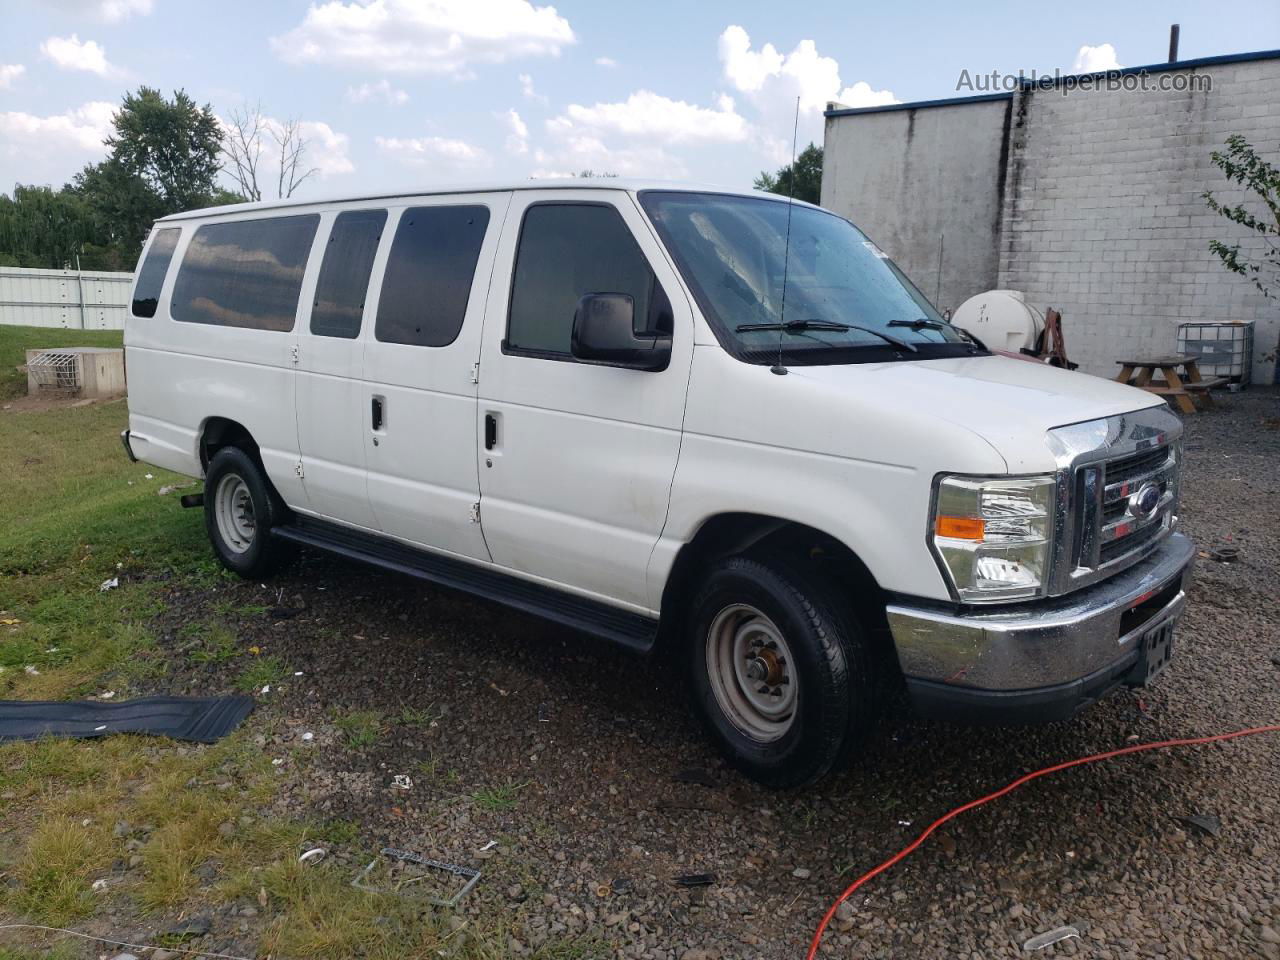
xmin=334 ymin=709 xmax=383 ymax=748
xmin=181 ymin=620 xmax=242 ymax=664
xmin=8 ymin=815 xmax=112 ymax=926
xmin=471 ymin=780 xmax=531 ymax=812
xmin=0 ymin=324 xmax=123 ymax=402
xmin=395 ymin=702 xmax=441 ymax=727
xmin=0 ymin=325 xmax=599 ymax=959
xmin=0 ymin=328 xmax=203 ymax=702
xmin=234 ymin=655 xmax=288 ymax=692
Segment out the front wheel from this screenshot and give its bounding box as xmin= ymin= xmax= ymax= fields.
xmin=203 ymin=446 xmax=293 ymax=579
xmin=688 ymin=555 xmax=876 ymax=788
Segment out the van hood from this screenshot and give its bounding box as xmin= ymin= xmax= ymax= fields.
xmin=785 ymin=354 xmax=1163 ymax=471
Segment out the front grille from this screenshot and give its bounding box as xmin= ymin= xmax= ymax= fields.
xmin=1104 ymin=446 xmax=1170 ymax=492
xmin=1099 ymin=517 xmax=1163 ymax=564
xmin=1047 ymin=406 xmax=1183 ymax=597
xmin=1084 ymin=441 xmax=1177 ymax=572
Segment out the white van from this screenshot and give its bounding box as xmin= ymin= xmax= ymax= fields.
xmin=122 ymin=180 xmax=1192 ymax=786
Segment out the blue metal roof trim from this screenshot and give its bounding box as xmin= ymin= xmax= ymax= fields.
xmin=824 ymin=47 xmax=1280 ymax=119
xmin=824 ymin=92 xmax=1011 ymax=119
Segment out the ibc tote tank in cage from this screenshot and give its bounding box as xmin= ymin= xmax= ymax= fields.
xmin=1176 ymin=321 xmax=1254 ymax=387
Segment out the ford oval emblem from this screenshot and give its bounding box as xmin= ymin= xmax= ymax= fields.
xmin=1128 ymin=481 xmax=1162 ymax=520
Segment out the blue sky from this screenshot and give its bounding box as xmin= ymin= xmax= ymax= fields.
xmin=2 ymin=0 xmax=1278 ymax=199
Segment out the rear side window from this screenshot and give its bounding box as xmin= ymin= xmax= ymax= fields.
xmin=311 ymin=209 xmax=387 ymax=339
xmin=375 ymin=205 xmax=490 ymax=347
xmin=506 ymin=203 xmax=668 ymax=356
xmin=172 ymin=214 xmax=320 ymax=331
xmin=131 ymin=227 xmax=180 ymax=318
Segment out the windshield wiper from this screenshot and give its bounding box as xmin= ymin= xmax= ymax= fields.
xmin=736 ymin=319 xmax=850 ymax=333
xmin=735 ymin=319 xmax=919 ymax=353
xmin=888 ymin=317 xmax=987 ymax=350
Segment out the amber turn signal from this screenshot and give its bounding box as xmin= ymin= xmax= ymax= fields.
xmin=935 ymin=516 xmax=985 ymax=540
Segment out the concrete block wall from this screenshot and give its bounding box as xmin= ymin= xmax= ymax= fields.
xmin=995 ymin=59 xmax=1280 ymax=383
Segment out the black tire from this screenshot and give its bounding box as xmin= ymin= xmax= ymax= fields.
xmin=687 ymin=555 xmax=876 ymax=788
xmin=203 ymin=446 xmax=294 ymax=579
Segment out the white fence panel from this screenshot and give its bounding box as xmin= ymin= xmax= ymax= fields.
xmin=0 ymin=266 xmax=134 ymax=330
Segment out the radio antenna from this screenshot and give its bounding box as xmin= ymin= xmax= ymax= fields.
xmin=771 ymin=95 xmax=801 ymax=376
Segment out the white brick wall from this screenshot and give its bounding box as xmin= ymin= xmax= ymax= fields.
xmin=996 ymin=60 xmax=1280 ymax=384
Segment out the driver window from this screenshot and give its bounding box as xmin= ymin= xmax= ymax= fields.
xmin=506 ymin=203 xmax=671 ymax=358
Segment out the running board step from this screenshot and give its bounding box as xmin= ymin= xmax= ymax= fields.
xmin=272 ymin=519 xmax=658 ymax=654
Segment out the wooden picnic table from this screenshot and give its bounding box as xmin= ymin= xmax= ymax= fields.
xmin=1114 ymin=354 xmax=1227 ymax=414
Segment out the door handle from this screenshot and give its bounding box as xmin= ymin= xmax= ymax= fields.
xmin=371 ymin=396 xmax=385 ymax=432
xmin=484 ymin=413 xmax=497 ymax=450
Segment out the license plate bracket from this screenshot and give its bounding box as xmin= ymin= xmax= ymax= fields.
xmin=1138 ymin=618 xmax=1176 ymax=685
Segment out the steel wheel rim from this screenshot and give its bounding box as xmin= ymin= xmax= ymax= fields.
xmin=214 ymin=473 xmax=256 ymax=554
xmin=705 ymin=603 xmax=797 ymax=743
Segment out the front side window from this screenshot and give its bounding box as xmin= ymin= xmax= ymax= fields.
xmin=375 ymin=205 xmax=490 ymax=347
xmin=506 ymin=203 xmax=671 ymax=357
xmin=131 ymin=227 xmax=180 ymax=318
xmin=172 ymin=215 xmax=319 ymax=331
xmin=311 ymin=209 xmax=387 ymax=339
xmin=639 ymin=192 xmax=981 ymax=365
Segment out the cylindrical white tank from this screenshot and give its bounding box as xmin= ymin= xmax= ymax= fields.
xmin=950 ymin=290 xmax=1044 ymax=353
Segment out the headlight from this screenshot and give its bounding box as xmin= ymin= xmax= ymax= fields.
xmin=931 ymin=475 xmax=1056 ymax=602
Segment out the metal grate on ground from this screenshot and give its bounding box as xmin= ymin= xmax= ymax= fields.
xmin=25 ymin=351 xmax=81 ymax=393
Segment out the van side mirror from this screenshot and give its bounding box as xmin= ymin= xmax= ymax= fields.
xmin=571 ymin=293 xmax=671 ymax=371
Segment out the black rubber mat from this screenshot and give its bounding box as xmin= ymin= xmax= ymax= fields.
xmin=0 ymin=696 xmax=254 ymax=743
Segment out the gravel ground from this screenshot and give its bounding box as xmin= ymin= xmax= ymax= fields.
xmin=147 ymin=387 xmax=1280 ymax=960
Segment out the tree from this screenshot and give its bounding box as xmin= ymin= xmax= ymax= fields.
xmin=106 ymin=87 xmax=222 ymax=212
xmin=754 ymin=143 xmax=823 ymax=205
xmin=222 ymin=103 xmax=319 ymax=201
xmin=0 ymin=185 xmax=100 ymax=269
xmin=69 ymin=157 xmax=165 ymax=259
xmin=1203 ymin=135 xmax=1280 ymax=297
xmin=0 ymin=88 xmax=228 ymax=270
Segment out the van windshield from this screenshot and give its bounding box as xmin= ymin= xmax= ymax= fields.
xmin=638 ymin=191 xmax=983 ymax=364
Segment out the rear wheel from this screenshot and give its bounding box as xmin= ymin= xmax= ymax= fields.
xmin=688 ymin=555 xmax=875 ymax=788
xmin=203 ymin=446 xmax=293 ymax=578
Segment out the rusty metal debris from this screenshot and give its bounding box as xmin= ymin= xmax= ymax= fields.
xmin=352 ymin=846 xmax=481 ymax=908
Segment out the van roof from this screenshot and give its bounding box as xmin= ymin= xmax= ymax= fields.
xmin=156 ymin=178 xmax=803 ymax=222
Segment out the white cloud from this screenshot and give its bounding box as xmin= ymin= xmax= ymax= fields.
xmin=519 ymin=72 xmax=547 ymax=104
xmin=376 ymin=134 xmax=491 ymax=168
xmin=44 ymin=0 xmax=153 ymax=22
xmin=717 ymin=25 xmax=895 ymax=140
xmin=1072 ymin=43 xmax=1122 ymax=73
xmin=0 ymin=101 xmax=116 ymax=184
xmin=500 ymin=108 xmax=528 ymax=154
xmin=550 ymin=90 xmax=749 ymax=145
xmin=594 ymin=56 xmax=617 ymax=68
xmin=272 ymin=0 xmax=575 ymax=76
xmin=297 ymin=120 xmax=354 ymax=176
xmin=0 ymin=65 xmax=25 ymax=89
xmin=40 ymin=35 xmax=114 ymax=76
xmin=530 ymin=139 xmax=687 ymax=179
xmin=346 ymin=79 xmax=409 ymax=105
xmin=833 ymin=81 xmax=901 ymax=109
xmin=0 ymin=101 xmax=116 ymax=152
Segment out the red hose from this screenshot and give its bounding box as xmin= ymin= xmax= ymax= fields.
xmin=806 ymin=724 xmax=1280 ymax=959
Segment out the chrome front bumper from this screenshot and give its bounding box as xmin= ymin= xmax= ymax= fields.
xmin=887 ymin=532 xmax=1195 ymax=721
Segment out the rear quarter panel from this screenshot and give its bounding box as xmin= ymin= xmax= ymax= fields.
xmin=124 ymin=214 xmax=318 ymax=508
